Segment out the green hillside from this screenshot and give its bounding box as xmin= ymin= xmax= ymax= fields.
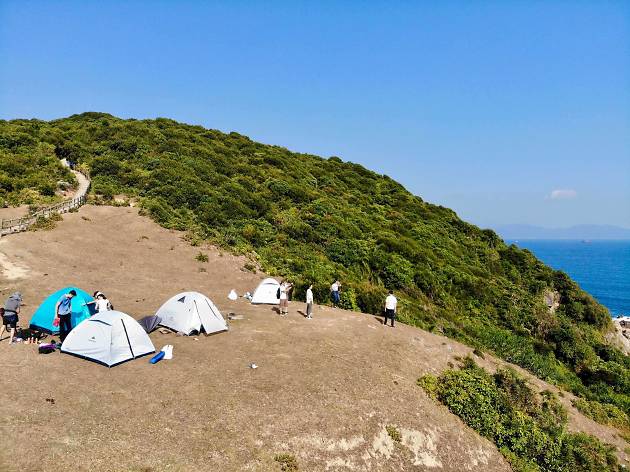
xmin=0 ymin=130 xmax=75 ymax=207
xmin=1 ymin=113 xmax=628 ymax=425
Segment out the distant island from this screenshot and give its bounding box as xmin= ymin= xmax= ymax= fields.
xmin=494 ymin=224 xmax=630 ymax=240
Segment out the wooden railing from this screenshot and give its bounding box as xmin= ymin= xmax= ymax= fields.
xmin=0 ymin=169 xmax=91 ymax=236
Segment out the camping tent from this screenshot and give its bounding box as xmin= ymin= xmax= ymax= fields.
xmin=156 ymin=292 xmax=227 ymax=336
xmin=251 ymin=278 xmax=280 ymax=305
xmin=138 ymin=315 xmax=162 ymax=333
xmin=61 ymin=310 xmax=155 ymax=367
xmin=30 ymin=286 xmax=95 ymax=334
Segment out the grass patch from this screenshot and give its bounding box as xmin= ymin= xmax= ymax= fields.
xmin=274 ymin=453 xmax=299 ymax=471
xmin=28 ymin=213 xmax=62 ymax=231
xmin=417 ymin=375 xmax=439 ymax=400
xmin=184 ymin=231 xmax=202 ymax=247
xmin=472 ymin=347 xmax=485 ymax=359
xmin=386 ymin=425 xmax=402 ymax=443
xmin=572 ymin=398 xmax=630 ymax=433
xmin=195 ymin=252 xmax=209 ymax=263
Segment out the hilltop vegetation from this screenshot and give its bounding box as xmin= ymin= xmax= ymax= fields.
xmin=0 ymin=113 xmax=628 ymax=427
xmin=0 ymin=133 xmax=75 ymax=207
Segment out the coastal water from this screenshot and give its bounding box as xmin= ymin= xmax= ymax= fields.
xmin=509 ymin=240 xmax=630 ymax=317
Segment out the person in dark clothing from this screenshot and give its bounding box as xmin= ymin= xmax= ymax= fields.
xmin=54 ymin=289 xmax=76 ymax=342
xmin=330 ymin=280 xmax=341 ymax=306
xmin=1 ymin=292 xmax=22 ymax=343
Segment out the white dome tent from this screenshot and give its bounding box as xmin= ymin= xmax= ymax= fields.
xmin=251 ymin=278 xmax=280 ymax=305
xmin=61 ymin=311 xmax=155 ymax=367
xmin=156 ymin=292 xmax=227 ymax=336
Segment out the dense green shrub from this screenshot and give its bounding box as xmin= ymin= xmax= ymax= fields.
xmin=419 ymin=360 xmax=621 ymax=472
xmin=0 ymin=137 xmax=75 ymax=206
xmin=338 ymin=286 xmax=359 ymax=311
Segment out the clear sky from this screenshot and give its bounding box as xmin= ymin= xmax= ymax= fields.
xmin=1 ymin=1 xmax=629 ymax=229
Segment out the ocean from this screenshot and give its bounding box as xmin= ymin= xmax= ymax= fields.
xmin=509 ymin=240 xmax=630 ymax=317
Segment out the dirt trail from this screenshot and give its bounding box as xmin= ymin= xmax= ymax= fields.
xmin=0 ymin=205 xmax=626 ymax=471
xmin=71 ymin=167 xmax=90 ymax=198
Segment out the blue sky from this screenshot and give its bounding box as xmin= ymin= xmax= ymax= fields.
xmin=1 ymin=1 xmax=629 ymax=229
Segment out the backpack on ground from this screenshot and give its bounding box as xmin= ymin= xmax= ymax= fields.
xmin=39 ymin=344 xmax=56 ymax=354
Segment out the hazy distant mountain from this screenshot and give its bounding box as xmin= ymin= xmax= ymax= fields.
xmin=494 ymin=224 xmax=630 ymax=240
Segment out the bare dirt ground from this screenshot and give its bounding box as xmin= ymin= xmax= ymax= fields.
xmin=0 ymin=204 xmax=29 ymax=221
xmin=0 ymin=205 xmax=627 ymax=471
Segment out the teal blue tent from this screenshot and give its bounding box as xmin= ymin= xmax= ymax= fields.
xmin=29 ymin=287 xmax=95 ymax=334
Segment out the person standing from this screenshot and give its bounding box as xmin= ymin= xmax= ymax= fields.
xmin=85 ymin=291 xmax=113 ymax=313
xmin=330 ymin=280 xmax=341 ymax=306
xmin=383 ymin=290 xmax=397 ymax=328
xmin=305 ymin=284 xmax=314 ymax=319
xmin=55 ymin=289 xmax=76 ymax=342
xmin=279 ymin=281 xmax=293 ymax=316
xmin=0 ymin=292 xmax=22 ymax=343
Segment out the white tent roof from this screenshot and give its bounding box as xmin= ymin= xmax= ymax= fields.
xmin=61 ymin=311 xmax=155 ymax=367
xmin=251 ymin=278 xmax=280 ymax=305
xmin=156 ymin=292 xmax=227 ymax=336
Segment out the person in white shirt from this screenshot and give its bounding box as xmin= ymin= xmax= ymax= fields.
xmin=305 ymin=284 xmax=314 ymax=319
xmin=85 ymin=291 xmax=113 ymax=314
xmin=330 ymin=280 xmax=341 ymax=306
xmin=279 ymin=281 xmax=293 ymax=316
xmin=384 ymin=290 xmax=397 ymax=327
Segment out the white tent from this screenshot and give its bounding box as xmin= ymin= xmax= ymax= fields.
xmin=61 ymin=311 xmax=155 ymax=367
xmin=156 ymin=291 xmax=227 ymax=336
xmin=251 ymin=278 xmax=280 ymax=305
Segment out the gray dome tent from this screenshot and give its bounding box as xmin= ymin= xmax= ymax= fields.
xmin=138 ymin=315 xmax=162 ymax=333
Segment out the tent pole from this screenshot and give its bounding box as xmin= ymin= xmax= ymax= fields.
xmin=121 ymin=319 xmax=135 ymax=358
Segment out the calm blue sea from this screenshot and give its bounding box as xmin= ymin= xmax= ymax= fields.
xmin=509 ymin=240 xmax=630 ymax=317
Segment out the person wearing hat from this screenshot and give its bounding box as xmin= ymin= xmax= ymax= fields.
xmin=0 ymin=292 xmax=22 ymax=343
xmin=54 ymin=289 xmax=77 ymax=342
xmin=84 ymin=291 xmax=113 ymax=313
